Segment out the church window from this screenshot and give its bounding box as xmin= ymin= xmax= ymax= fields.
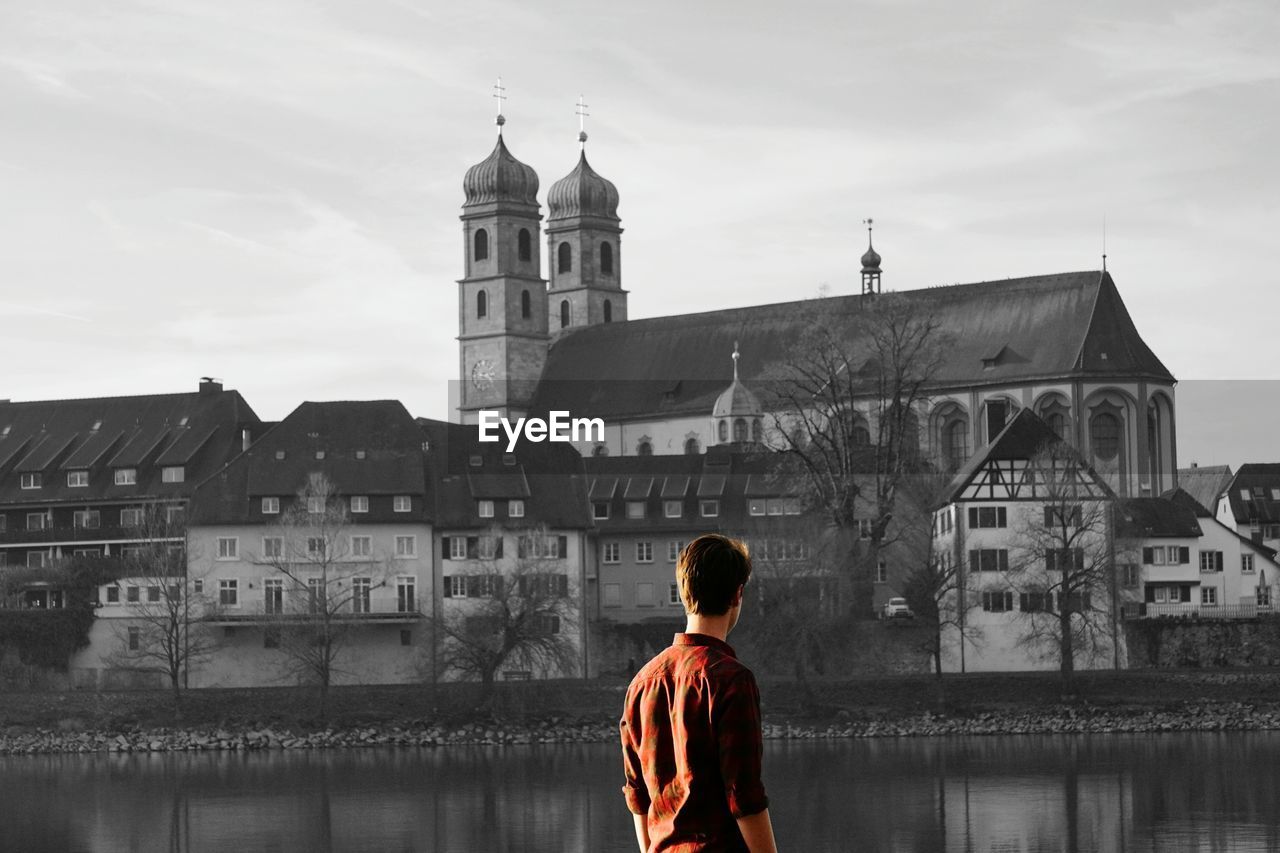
xmin=684 ymin=437 xmax=700 ymax=455
xmin=603 ymin=299 xmax=613 ymax=323
xmin=560 ymin=300 xmax=570 ymax=329
xmin=733 ymin=418 xmax=747 ymax=443
xmin=477 ymin=290 xmax=487 ymax=318
xmin=601 ymin=241 xmax=614 ymax=275
xmin=558 ymin=242 xmax=572 ymax=273
xmin=518 ymin=228 xmax=532 ymax=262
xmin=985 ymin=399 xmax=1011 ymax=443
xmin=718 ymin=421 xmax=728 ymax=443
xmin=1090 ymin=411 xmax=1121 ymax=461
xmin=637 ymin=440 xmax=653 ymax=456
xmin=852 ymin=423 xmax=871 ymax=446
xmin=943 ymin=417 xmax=969 ymax=471
xmin=474 ymin=228 xmax=489 ymax=261
xmin=521 ymin=289 xmax=531 ymax=319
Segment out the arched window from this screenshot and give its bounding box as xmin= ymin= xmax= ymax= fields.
xmin=558 ymin=242 xmax=572 ymax=273
xmin=521 ymin=289 xmax=531 ymax=319
xmin=752 ymin=419 xmax=762 ymax=444
xmin=852 ymin=424 xmax=871 ymax=446
xmin=943 ymin=418 xmax=969 ymax=471
xmin=518 ymin=228 xmax=532 ymax=262
xmin=637 ymin=440 xmax=653 ymax=456
xmin=559 ymin=300 xmax=570 ymax=329
xmin=684 ymin=437 xmax=701 ymax=455
xmin=603 ymin=299 xmax=613 ymax=323
xmin=476 ymin=290 xmax=487 ymax=319
xmin=733 ymin=418 xmax=748 ymax=443
xmin=474 ymin=229 xmax=488 ymax=261
xmin=600 ymin=241 xmax=614 ymax=275
xmin=1090 ymin=411 xmax=1121 ymax=461
xmin=718 ymin=421 xmax=728 ymax=443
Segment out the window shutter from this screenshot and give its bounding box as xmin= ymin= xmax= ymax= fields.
xmin=495 ymin=536 xmax=504 ymax=558
xmin=557 ymin=574 xmax=568 ymax=596
xmin=517 ymin=575 xmax=528 ymax=596
xmin=968 ymin=508 xmax=978 ymax=528
xmin=968 ymin=550 xmax=979 ymax=572
xmin=1181 ymin=585 xmax=1192 ymax=603
xmin=998 ymin=550 xmax=1009 ymax=572
xmin=441 ymin=537 xmax=451 ymax=560
xmin=1142 ymin=547 xmax=1153 ymax=565
xmin=466 ymin=537 xmax=479 ymax=559
xmin=518 ymin=538 xmax=528 ymax=559
xmin=1046 ymin=550 xmax=1056 ymax=573
xmin=442 ymin=576 xmax=452 ymax=598
xmin=493 ymin=576 xmax=505 ymax=598
xmin=997 ymin=507 xmax=1007 ymax=527
xmin=1144 ymin=585 xmax=1155 ymax=603
xmin=557 ymin=536 xmax=568 ymax=558
xmin=1044 ymin=507 xmax=1054 ymax=526
xmin=1178 ymin=547 xmax=1190 ymax=564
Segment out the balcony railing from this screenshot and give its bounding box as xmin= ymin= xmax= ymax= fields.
xmin=199 ymin=602 xmax=425 ymax=625
xmin=1121 ymin=602 xmax=1276 ymax=620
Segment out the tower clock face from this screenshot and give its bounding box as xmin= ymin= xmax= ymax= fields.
xmin=470 ymin=359 xmax=496 ymax=390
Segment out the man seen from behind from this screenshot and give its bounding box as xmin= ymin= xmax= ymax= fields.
xmin=619 ymin=534 xmax=778 ymax=852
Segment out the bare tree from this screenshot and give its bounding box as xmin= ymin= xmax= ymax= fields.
xmin=436 ymin=526 xmax=579 ymax=706
xmin=765 ymin=293 xmax=948 ymax=617
xmin=256 ymin=473 xmax=393 ymax=718
xmin=107 ymin=505 xmax=216 ymax=707
xmin=1006 ymin=443 xmax=1118 ymax=693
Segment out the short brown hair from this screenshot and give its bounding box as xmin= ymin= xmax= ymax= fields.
xmin=677 ymin=534 xmax=752 ymax=616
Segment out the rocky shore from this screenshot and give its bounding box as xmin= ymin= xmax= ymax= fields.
xmin=5 ymin=702 xmax=1280 ymax=756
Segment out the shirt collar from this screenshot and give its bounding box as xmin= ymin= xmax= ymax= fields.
xmin=673 ymin=632 xmax=737 ymax=658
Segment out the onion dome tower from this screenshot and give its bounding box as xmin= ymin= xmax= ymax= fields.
xmin=457 ymin=80 xmax=548 ymax=424
xmin=712 ymin=343 xmax=764 ymax=447
xmin=546 ymin=96 xmax=626 ymax=331
xmin=861 ymin=218 xmax=882 ymax=296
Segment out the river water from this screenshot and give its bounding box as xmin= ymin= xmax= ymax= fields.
xmin=3 ymin=732 xmax=1279 ymax=852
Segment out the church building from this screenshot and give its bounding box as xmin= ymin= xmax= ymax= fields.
xmin=453 ymin=116 xmax=1178 ymax=500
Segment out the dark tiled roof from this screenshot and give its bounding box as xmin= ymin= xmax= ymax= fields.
xmin=0 ymin=387 xmax=259 ymax=506
xmin=420 ymin=418 xmax=590 ymax=531
xmin=530 ymin=271 xmax=1172 ymax=420
xmin=941 ymin=408 xmax=1062 ymax=503
xmin=1222 ymin=464 xmax=1280 ymax=525
xmin=191 ymin=401 xmax=432 ymax=525
xmin=1116 ymin=497 xmax=1203 ymax=539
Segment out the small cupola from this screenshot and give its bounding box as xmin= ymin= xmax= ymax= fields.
xmin=712 ymin=342 xmax=764 ymax=447
xmin=861 ymin=218 xmax=882 ymax=295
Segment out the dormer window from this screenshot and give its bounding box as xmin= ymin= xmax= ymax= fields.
xmin=115 ymin=468 xmax=137 ymax=485
xmin=161 ymin=466 xmax=185 ymax=483
xmin=478 ymin=500 xmax=495 ymax=518
xmin=275 ymin=450 xmax=286 ymax=460
xmin=307 ymin=496 xmax=325 ymax=514
xmin=67 ymin=470 xmax=89 ymax=487
xmin=355 ymin=450 xmax=366 ymax=460
xmin=509 ymin=499 xmax=525 ymax=518
xmin=502 ymin=453 xmax=517 ymax=466
xmin=469 ymin=454 xmax=483 ymax=468
xmin=20 ymin=473 xmax=42 ymax=490
xmin=315 ymin=450 xmax=326 ymax=460
xmin=91 ymin=420 xmax=102 ymax=431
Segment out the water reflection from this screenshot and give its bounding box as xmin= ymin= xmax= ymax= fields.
xmin=2 ymin=733 xmax=1280 ymax=851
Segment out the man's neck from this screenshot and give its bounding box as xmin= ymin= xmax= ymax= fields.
xmin=685 ymin=614 xmax=733 ymax=642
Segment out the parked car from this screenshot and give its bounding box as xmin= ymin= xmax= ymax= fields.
xmin=881 ymin=597 xmax=914 ymax=620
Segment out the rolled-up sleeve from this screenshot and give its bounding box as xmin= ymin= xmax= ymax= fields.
xmin=714 ymin=671 xmax=769 ymax=818
xmin=620 ymin=714 xmax=651 ymax=815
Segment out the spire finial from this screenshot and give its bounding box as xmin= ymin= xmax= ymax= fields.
xmin=492 ymin=76 xmax=507 ymax=131
xmin=1102 ymin=213 xmax=1107 ymax=272
xmin=576 ymin=94 xmax=590 ymax=149
xmin=863 ymin=217 xmax=874 ymax=247
xmin=732 ymin=341 xmax=740 ymax=381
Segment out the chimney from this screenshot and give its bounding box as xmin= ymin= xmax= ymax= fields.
xmin=199 ymin=376 xmax=222 ymax=395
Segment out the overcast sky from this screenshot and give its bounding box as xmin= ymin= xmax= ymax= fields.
xmin=1 ymin=1 xmax=1277 ymax=467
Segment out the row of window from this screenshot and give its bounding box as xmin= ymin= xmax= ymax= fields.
xmin=1147 ymin=584 xmax=1240 ymax=606
xmin=603 ymin=581 xmax=681 ymax=608
xmin=473 ymin=229 xmax=619 ymax=277
xmin=979 ymin=590 xmax=1093 ymax=613
xmin=593 ymin=498 xmax=723 ymax=521
xmin=129 ymin=625 xmax=416 ymax=651
xmin=3 ymin=505 xmax=183 ymax=531
xmin=441 ymin=572 xmax=569 ymax=599
xmin=443 ymin=534 xmax=566 ymax=560
xmin=208 ymin=576 xmax=418 ymax=611
xmin=216 ymin=534 xmax=419 ymax=561
xmin=18 ymin=467 xmax=184 ymax=490
xmin=261 ymin=495 xmax=414 ymax=515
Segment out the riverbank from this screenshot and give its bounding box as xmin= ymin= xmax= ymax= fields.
xmin=6 ymin=669 xmax=1280 ymax=755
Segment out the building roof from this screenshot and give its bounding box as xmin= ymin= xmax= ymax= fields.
xmin=547 ymin=151 xmax=620 ymax=221
xmin=529 ymin=271 xmax=1172 ymax=421
xmin=189 ymin=400 xmax=431 ymax=525
xmin=419 ymin=418 xmax=591 ymax=531
xmin=1221 ymin=464 xmax=1280 ymax=525
xmin=462 ymin=134 xmax=539 ymax=210
xmin=0 ymin=383 xmax=259 ymax=506
xmin=1175 ymin=464 xmax=1232 ymax=517
xmin=1115 ymin=497 xmax=1203 ymax=539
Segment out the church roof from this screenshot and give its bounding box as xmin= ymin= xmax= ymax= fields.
xmin=463 ymin=135 xmax=539 ymax=209
xmin=529 ymin=271 xmax=1172 ymax=421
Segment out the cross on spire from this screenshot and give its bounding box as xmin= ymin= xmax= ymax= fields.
xmin=576 ymin=94 xmax=590 ymax=148
xmin=863 ymin=217 xmax=874 ymax=242
xmin=492 ymin=76 xmax=507 ymax=130
xmin=732 ymin=341 xmax=740 ymax=381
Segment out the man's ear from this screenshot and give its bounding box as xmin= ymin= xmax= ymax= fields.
xmin=732 ymin=584 xmax=745 ymax=606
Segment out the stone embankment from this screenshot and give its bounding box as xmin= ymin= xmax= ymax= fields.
xmin=4 ymin=703 xmax=1280 ymax=755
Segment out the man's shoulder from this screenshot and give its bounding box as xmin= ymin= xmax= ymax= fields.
xmin=627 ymin=642 xmax=754 ymax=692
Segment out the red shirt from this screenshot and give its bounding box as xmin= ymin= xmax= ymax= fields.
xmin=620 ymin=633 xmax=769 ymax=852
